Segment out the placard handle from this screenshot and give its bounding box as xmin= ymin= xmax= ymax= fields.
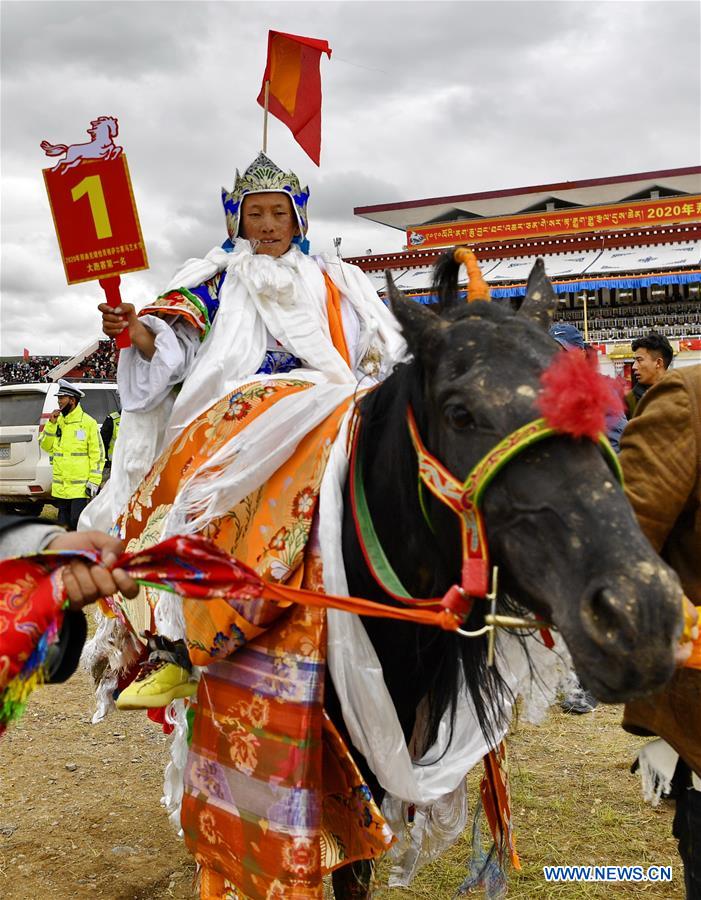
xmin=99 ymin=276 xmax=131 ymax=349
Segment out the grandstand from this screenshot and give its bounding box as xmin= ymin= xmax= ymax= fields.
xmin=0 ymin=339 xmax=116 ymax=386
xmin=348 ymin=165 xmax=701 ymax=385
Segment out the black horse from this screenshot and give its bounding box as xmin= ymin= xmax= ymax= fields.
xmin=327 ymin=252 xmax=682 ymax=897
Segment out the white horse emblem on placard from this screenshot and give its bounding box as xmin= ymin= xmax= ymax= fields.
xmin=40 ymin=116 xmax=123 ymax=174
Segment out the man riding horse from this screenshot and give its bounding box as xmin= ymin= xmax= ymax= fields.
xmin=85 ymin=149 xmax=409 ymax=896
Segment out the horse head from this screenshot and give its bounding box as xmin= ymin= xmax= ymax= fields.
xmin=90 ymin=116 xmax=119 ymax=139
xmin=384 ymin=251 xmax=681 ymax=704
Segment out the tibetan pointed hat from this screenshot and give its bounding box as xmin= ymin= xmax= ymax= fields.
xmin=221 ymin=152 xmax=310 ymax=242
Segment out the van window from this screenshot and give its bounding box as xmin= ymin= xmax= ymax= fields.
xmin=80 ymin=390 xmax=119 ymax=424
xmin=0 ymin=391 xmax=46 ymax=427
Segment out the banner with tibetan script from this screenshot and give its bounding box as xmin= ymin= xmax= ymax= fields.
xmin=407 ymin=195 xmax=701 ymax=249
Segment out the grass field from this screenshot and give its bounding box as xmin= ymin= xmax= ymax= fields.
xmin=0 ymin=514 xmax=683 ymax=897
xmin=0 ymin=503 xmax=684 ymax=896
xmin=1 ymin=666 xmax=683 ymax=899
xmin=374 ymin=705 xmax=681 ymax=898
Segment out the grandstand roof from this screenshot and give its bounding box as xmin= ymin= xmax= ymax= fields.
xmin=354 ymin=166 xmax=701 ymax=231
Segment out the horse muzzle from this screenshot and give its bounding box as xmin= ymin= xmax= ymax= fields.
xmin=559 ymin=567 xmax=683 ymax=703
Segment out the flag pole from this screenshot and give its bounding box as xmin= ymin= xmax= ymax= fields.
xmin=262 ymin=80 xmax=270 ymax=152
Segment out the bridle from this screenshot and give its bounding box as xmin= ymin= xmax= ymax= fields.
xmin=350 ymin=401 xmax=623 ymax=653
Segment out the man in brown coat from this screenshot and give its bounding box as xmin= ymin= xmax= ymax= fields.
xmin=619 ymin=364 xmax=701 ymax=898
xmin=624 ymin=332 xmax=675 ymax=418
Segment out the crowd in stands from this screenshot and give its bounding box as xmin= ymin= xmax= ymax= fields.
xmin=0 ymin=342 xmax=117 ymax=386
xmin=0 ymin=356 xmax=64 ymax=385
xmin=67 ymin=341 xmax=117 ymax=381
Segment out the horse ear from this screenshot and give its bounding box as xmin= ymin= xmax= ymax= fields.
xmin=518 ymin=259 xmax=558 ymax=328
xmin=385 ymin=270 xmax=444 ymax=358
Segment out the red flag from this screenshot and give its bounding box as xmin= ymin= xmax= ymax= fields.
xmin=23 ymin=348 xmax=29 ymax=361
xmin=257 ymin=31 xmax=332 ymax=166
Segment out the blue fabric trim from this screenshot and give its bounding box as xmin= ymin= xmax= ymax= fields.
xmin=404 ymin=270 xmax=701 ymax=303
xmin=489 ymin=271 xmax=701 ymax=299
xmin=188 ymin=273 xmax=223 ymax=324
xmin=256 ymin=349 xmax=303 ymax=375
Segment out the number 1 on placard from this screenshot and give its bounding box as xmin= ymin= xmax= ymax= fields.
xmin=71 ymin=174 xmax=113 ymax=240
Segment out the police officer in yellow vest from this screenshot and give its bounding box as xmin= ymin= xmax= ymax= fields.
xmin=40 ymin=380 xmax=105 ymax=529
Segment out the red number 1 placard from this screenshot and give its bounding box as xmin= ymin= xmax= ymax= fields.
xmin=41 ymin=116 xmax=149 ymax=348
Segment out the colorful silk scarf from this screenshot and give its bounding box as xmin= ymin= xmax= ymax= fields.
xmin=0 ymin=557 xmax=66 ymax=734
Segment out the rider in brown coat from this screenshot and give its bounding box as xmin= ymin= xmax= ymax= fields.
xmin=619 ymin=364 xmax=701 ymax=897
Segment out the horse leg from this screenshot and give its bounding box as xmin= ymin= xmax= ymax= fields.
xmin=331 ymin=859 xmax=375 ymax=899
xmin=57 ymin=156 xmax=81 ymax=173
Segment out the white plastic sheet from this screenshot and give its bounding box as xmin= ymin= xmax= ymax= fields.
xmin=486 ymin=251 xmax=602 ymax=282
xmin=586 ymin=241 xmax=701 ymax=273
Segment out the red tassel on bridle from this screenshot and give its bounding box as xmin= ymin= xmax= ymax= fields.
xmin=537 ymin=349 xmax=624 ymax=442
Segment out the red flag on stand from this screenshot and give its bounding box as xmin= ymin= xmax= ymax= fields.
xmin=23 ymin=348 xmax=29 ymax=361
xmin=257 ymin=31 xmax=332 ymax=165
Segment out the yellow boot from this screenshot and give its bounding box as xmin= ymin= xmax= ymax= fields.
xmin=116 ymin=635 xmax=197 ymax=710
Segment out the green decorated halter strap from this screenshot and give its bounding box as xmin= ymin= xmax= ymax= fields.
xmin=349 ymin=402 xmax=623 ymax=617
xmin=406 ymin=406 xmax=623 ymax=601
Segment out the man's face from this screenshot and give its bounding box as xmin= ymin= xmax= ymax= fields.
xmin=239 ymin=193 xmax=299 ymax=258
xmin=632 ymin=348 xmax=665 ymax=386
xmin=57 ymin=395 xmax=74 ymax=413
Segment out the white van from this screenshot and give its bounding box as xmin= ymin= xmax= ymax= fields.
xmin=0 ymin=381 xmax=119 ymax=513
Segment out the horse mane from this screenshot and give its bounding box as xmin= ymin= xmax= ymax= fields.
xmin=431 ymin=250 xmax=464 ymax=313
xmin=430 ymin=252 xmax=519 ymax=328
xmin=350 ymin=341 xmax=517 ymax=756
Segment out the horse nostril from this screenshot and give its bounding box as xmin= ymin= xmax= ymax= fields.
xmin=580 ymin=585 xmax=636 ymax=650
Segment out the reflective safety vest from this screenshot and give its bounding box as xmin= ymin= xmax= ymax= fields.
xmin=107 ymin=411 xmax=120 ymax=461
xmin=39 ymin=404 xmax=105 ymax=500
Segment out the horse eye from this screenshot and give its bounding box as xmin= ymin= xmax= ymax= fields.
xmin=443 ymin=404 xmax=474 ymax=430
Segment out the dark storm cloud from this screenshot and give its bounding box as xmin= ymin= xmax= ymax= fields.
xmin=1 ymin=0 xmax=699 ymax=355
xmin=0 ymin=2 xmax=217 ymax=78
xmin=310 ymin=171 xmax=402 ymax=221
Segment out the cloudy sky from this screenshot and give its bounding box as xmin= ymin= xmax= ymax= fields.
xmin=1 ymin=0 xmax=699 ymax=357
